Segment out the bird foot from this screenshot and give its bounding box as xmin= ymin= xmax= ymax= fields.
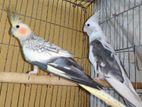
xmin=111 ymin=51 xmax=116 ymax=57
xmin=48 ymin=73 xmax=54 ymax=76
xmin=27 ymin=70 xmax=38 ymax=79
xmin=27 ymin=65 xmax=39 ymax=80
xmin=94 ymin=77 xmax=104 ymax=80
xmin=95 ymin=72 xmax=105 ymax=80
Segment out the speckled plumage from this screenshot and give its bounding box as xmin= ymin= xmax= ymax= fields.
xmin=20 ymin=33 xmax=72 ymax=64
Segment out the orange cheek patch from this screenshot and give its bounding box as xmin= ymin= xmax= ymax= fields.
xmin=19 ymin=27 xmax=27 ymax=35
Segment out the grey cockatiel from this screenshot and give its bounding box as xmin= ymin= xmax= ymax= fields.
xmin=8 ymin=11 xmax=126 ymax=107
xmin=83 ymin=12 xmax=142 ymax=107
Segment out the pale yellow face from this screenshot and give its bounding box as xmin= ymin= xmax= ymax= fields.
xmin=8 ymin=13 xmax=31 ymax=40
xmin=11 ymin=23 xmax=31 ymax=40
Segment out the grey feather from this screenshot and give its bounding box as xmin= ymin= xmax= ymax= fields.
xmin=20 ymin=33 xmax=73 ymax=63
xmin=91 ymin=40 xmax=124 ymax=82
xmin=21 ymin=33 xmax=71 ymax=54
xmin=31 ymin=57 xmax=103 ymax=90
xmin=20 ymin=33 xmax=103 ymax=90
xmin=90 ymin=39 xmax=142 ymax=107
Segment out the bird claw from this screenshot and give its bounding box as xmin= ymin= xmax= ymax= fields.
xmin=27 ymin=71 xmax=38 ymax=80
xmin=111 ymin=52 xmax=116 ymax=57
xmin=95 ymin=72 xmax=105 ymax=80
xmin=26 ymin=71 xmax=31 ymax=80
xmin=94 ymin=77 xmax=104 ymax=81
xmin=48 ymin=73 xmax=54 ymax=76
xmin=111 ymin=53 xmax=114 ymax=57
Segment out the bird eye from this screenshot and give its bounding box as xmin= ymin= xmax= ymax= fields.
xmin=87 ymin=24 xmax=90 ymax=27
xmin=16 ymin=25 xmax=20 ymax=28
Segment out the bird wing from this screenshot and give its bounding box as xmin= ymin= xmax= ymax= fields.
xmin=32 ymin=35 xmax=73 ymax=56
xmin=91 ymin=40 xmax=142 ymax=107
xmin=27 ymin=36 xmax=126 ymax=107
xmin=31 ymin=58 xmax=126 ymax=107
xmin=23 ymin=35 xmax=73 ymax=63
xmin=91 ymin=40 xmax=123 ymax=81
xmin=31 ymin=57 xmax=103 ymax=89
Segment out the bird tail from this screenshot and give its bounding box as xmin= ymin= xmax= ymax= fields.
xmin=31 ymin=61 xmax=126 ymax=107
xmin=113 ymin=55 xmax=142 ymax=107
xmin=106 ymin=76 xmax=142 ymax=107
xmin=79 ymin=84 xmax=126 ymax=107
xmin=122 ymin=98 xmax=135 ymax=107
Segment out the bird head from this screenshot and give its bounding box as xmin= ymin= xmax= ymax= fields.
xmin=83 ymin=11 xmax=107 ymax=42
xmin=8 ymin=12 xmax=32 ymax=40
xmin=83 ymin=13 xmax=101 ymax=36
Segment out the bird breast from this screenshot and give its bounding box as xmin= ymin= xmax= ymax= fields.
xmin=22 ymin=46 xmax=54 ymax=63
xmin=89 ymin=45 xmax=97 ymax=66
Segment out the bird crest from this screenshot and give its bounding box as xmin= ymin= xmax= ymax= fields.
xmin=88 ymin=10 xmax=101 ymax=23
xmin=7 ymin=11 xmax=22 ymax=26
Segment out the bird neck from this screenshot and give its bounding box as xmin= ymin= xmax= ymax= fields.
xmin=89 ymin=31 xmax=107 ymax=43
xmin=20 ymin=33 xmax=33 ymax=45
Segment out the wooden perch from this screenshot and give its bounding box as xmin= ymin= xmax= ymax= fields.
xmin=0 ymin=72 xmax=142 ymax=89
xmin=0 ymin=72 xmax=77 ymax=86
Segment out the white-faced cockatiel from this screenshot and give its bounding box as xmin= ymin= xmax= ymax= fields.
xmin=83 ymin=12 xmax=142 ymax=107
xmin=8 ymin=11 xmax=126 ymax=107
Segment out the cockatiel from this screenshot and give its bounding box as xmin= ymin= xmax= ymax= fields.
xmin=8 ymin=11 xmax=126 ymax=107
xmin=83 ymin=12 xmax=142 ymax=107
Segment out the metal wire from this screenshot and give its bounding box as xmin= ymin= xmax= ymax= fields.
xmin=1 ymin=0 xmax=142 ymax=107
xmin=91 ymin=0 xmax=142 ymax=107
xmin=0 ymin=0 xmax=92 ymax=107
xmin=63 ymin=0 xmax=94 ymax=9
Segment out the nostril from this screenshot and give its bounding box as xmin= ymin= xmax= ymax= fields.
xmin=87 ymin=23 xmax=90 ymax=27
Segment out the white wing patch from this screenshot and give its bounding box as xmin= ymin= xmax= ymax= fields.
xmin=64 ymin=67 xmax=71 ymax=70
xmin=47 ymin=64 xmax=71 ymax=79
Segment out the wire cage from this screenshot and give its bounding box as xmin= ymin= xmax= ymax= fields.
xmin=0 ymin=0 xmax=94 ymax=107
xmin=0 ymin=0 xmax=142 ymax=107
xmin=91 ymin=0 xmax=142 ymax=107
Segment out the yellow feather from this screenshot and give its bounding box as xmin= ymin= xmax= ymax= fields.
xmin=7 ymin=11 xmax=22 ymax=26
xmin=79 ymin=84 xmax=126 ymax=107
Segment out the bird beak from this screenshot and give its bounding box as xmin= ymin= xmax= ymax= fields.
xmin=10 ymin=28 xmax=14 ymax=36
xmin=83 ymin=32 xmax=87 ymax=36
xmin=83 ymin=26 xmax=87 ymax=36
xmin=10 ymin=30 xmax=14 ymax=36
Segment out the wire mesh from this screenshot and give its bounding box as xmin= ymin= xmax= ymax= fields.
xmin=91 ymin=0 xmax=142 ymax=107
xmin=1 ymin=0 xmax=142 ymax=107
xmin=63 ymin=0 xmax=94 ymax=10
xmin=0 ymin=0 xmax=93 ymax=107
